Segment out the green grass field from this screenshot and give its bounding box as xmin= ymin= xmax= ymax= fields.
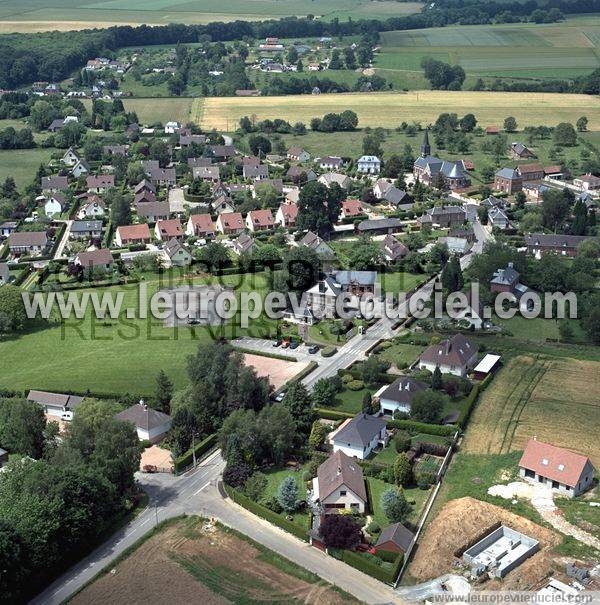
xmin=0 ymin=148 xmax=55 ymax=187
xmin=377 ymin=17 xmax=600 ymax=82
xmin=0 ymin=0 xmax=422 ymax=31
xmin=0 ymin=272 xmax=279 ymax=396
xmin=367 ymin=476 xmax=430 ymax=529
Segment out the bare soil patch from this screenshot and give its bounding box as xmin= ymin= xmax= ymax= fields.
xmin=140 ymin=445 xmax=173 ymax=472
xmin=71 ymin=517 xmax=351 ymax=605
xmin=410 ymin=497 xmax=560 ymax=591
xmin=243 ymin=353 xmax=309 ymax=390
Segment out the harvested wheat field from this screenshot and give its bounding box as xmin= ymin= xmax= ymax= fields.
xmin=71 ymin=517 xmax=353 ymax=605
xmin=197 ymin=91 xmax=600 ymax=131
xmin=410 ymin=497 xmax=560 ymax=590
xmin=462 ymin=356 xmax=600 ymax=467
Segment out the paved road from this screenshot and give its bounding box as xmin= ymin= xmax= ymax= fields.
xmin=53 ymin=219 xmax=72 ymax=259
xmin=31 ymin=450 xmax=403 ymax=605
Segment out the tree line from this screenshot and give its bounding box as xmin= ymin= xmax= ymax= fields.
xmin=1 ymin=0 xmax=598 ymax=89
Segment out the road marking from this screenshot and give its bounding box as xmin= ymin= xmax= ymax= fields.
xmin=193 ymin=481 xmax=210 ymax=495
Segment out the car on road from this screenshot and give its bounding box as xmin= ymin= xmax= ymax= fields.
xmin=308 ymin=344 xmax=319 ymax=354
xmin=289 ymin=341 xmax=299 ymax=349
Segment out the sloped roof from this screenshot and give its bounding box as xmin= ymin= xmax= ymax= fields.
xmin=189 ymin=213 xmax=214 ymax=233
xmin=334 ymin=270 xmax=376 ymax=286
xmin=375 ymin=522 xmax=414 ymax=552
xmin=76 ymin=248 xmax=113 ymax=267
xmin=116 ymin=403 xmax=171 ymax=431
xmin=332 ymin=413 xmax=386 ymax=448
xmin=379 ymin=377 xmax=427 ymax=405
xmin=28 ymin=390 xmax=83 ymax=411
xmin=519 ymin=438 xmax=593 ymax=488
xmin=420 ymin=333 xmax=478 ymax=367
xmin=317 ymin=450 xmax=367 ymax=502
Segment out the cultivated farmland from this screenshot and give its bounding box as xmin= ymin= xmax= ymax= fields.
xmin=377 ymin=17 xmax=600 ymax=81
xmin=462 ymin=355 xmax=600 ymax=467
xmin=0 ymin=0 xmax=421 ymax=32
xmin=71 ymin=517 xmax=355 ymax=604
xmin=197 ymin=91 xmax=600 ymax=131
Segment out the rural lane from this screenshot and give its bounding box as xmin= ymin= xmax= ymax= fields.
xmin=30 ymin=450 xmax=404 ymax=605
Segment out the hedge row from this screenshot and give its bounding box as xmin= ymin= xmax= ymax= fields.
xmin=315 ymin=408 xmax=354 ymax=421
xmin=231 ymin=346 xmax=298 ymax=363
xmin=320 ymin=346 xmax=337 ymax=358
xmin=224 ymin=485 xmax=309 ymax=542
xmin=386 ymin=418 xmax=457 ymax=437
xmin=456 ymin=371 xmax=495 ymax=429
xmin=331 ymin=548 xmax=403 ymax=584
xmin=173 ymin=433 xmax=218 ymax=473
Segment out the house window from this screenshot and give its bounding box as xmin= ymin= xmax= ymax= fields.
xmin=538 ymin=476 xmax=545 ymax=483
xmin=340 ymin=490 xmax=347 ymax=496
xmin=566 ymin=486 xmax=571 ymax=491
xmin=552 ymin=481 xmax=559 ymax=489
xmin=525 ymin=469 xmax=535 ymax=479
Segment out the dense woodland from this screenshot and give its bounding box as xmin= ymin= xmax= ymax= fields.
xmin=1 ymin=0 xmax=599 ymax=89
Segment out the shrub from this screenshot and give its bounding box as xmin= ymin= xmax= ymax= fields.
xmin=393 ymin=430 xmax=411 ymax=453
xmin=140 ymin=439 xmax=152 ymax=449
xmin=381 ymin=487 xmax=411 ymax=523
xmin=342 ymin=373 xmax=354 ymax=384
xmin=366 ymin=521 xmax=381 ymax=535
xmin=321 ymin=346 xmax=337 ymax=357
xmin=223 ymin=463 xmax=252 ymax=488
xmin=417 ymin=472 xmax=436 ymax=489
xmin=263 ymin=496 xmax=283 ymax=514
xmin=319 ymin=514 xmax=362 ymax=549
xmin=393 ymin=453 xmax=412 ymax=487
xmin=347 ymin=380 xmax=365 ymax=391
xmin=244 ymin=472 xmax=268 ymax=502
xmin=277 ymin=476 xmax=300 ymax=512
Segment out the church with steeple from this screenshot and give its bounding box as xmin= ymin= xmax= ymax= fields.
xmin=413 ymin=129 xmax=471 ymax=190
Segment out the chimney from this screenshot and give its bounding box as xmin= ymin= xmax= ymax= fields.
xmin=337 ymin=466 xmax=342 ymax=475
xmin=508 ymin=262 xmax=513 ymax=269
xmin=318 ymin=280 xmax=326 ymax=293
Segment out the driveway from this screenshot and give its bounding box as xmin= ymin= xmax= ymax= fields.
xmin=488 ymin=481 xmax=600 ymax=550
xmin=53 ymin=219 xmax=72 ymax=259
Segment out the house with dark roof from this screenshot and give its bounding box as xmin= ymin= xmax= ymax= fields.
xmin=510 ymin=142 xmax=535 ymax=160
xmin=42 ymin=175 xmax=68 ymax=193
xmin=375 ymin=522 xmax=415 ymax=555
xmin=419 ymin=333 xmax=478 ymax=377
xmin=163 ymin=238 xmax=192 ymax=266
xmin=319 ymin=156 xmax=344 ymax=170
xmin=334 ymin=270 xmax=377 ymax=296
xmin=380 ymin=234 xmax=408 ymax=262
xmin=494 ymin=168 xmax=522 ymax=194
xmin=116 ymin=401 xmax=172 ymax=443
xmin=357 ymin=218 xmax=403 ymax=235
xmin=232 ymin=233 xmax=255 ymax=256
xmin=86 ymin=175 xmax=115 ymax=194
xmin=330 ymin=413 xmax=388 ymax=459
xmin=287 ymin=146 xmax=310 ymax=162
xmin=488 ymin=206 xmax=510 ymax=230
xmin=70 ymin=220 xmax=103 ymax=239
xmin=136 ymin=201 xmax=170 ymax=223
xmin=519 ymin=438 xmax=595 ymax=497
xmin=312 ymin=450 xmax=367 ymax=513
xmin=208 ymin=144 xmax=236 ymax=162
xmin=378 ymin=377 xmax=427 ymax=416
xmin=413 ymin=131 xmax=470 ymax=190
xmin=8 ymin=231 xmax=48 ymax=255
xmin=44 ymin=192 xmax=67 ymax=217
xmin=28 ymin=390 xmax=83 ymax=417
xmin=525 ymin=233 xmax=595 ymax=259
xmin=418 ymin=206 xmax=466 ymax=228
xmin=300 ymin=231 xmax=335 ymax=258
xmin=148 ymin=167 xmax=176 ymax=187
xmin=244 ymin=164 xmax=269 ymax=181
xmin=373 ymin=179 xmax=410 ymax=207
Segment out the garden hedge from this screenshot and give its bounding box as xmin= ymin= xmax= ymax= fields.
xmin=315 ymin=408 xmax=354 ymax=421
xmin=224 ymin=485 xmax=309 ymax=542
xmin=173 ymin=433 xmax=218 ymax=473
xmin=333 ymin=549 xmax=403 ymax=584
xmin=386 ymin=418 xmax=457 ymax=437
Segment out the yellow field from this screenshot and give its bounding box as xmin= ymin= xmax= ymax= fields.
xmin=462 ymin=356 xmax=600 ymax=467
xmin=196 ymin=91 xmax=600 ymax=131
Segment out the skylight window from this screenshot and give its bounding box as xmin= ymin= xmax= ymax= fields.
xmin=558 ymin=464 xmax=564 ymax=471
xmin=541 ymin=458 xmax=549 ymax=465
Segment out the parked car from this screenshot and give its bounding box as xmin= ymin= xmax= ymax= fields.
xmin=308 ymin=345 xmax=319 ymax=354
xmin=272 ymin=339 xmax=282 ymax=347
xmin=274 ymin=391 xmax=285 ymax=403
xmin=187 ymin=318 xmax=200 ymax=325
xmin=60 ymin=411 xmax=73 ymax=422
xmin=289 ymin=341 xmax=299 ymax=349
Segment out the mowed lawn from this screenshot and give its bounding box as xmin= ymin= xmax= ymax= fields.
xmin=82 ymin=98 xmax=194 ymax=125
xmin=462 ymin=355 xmax=600 ymax=468
xmin=198 ymin=91 xmax=600 ymax=131
xmin=0 ymin=148 xmax=56 ymax=187
xmin=0 ymin=273 xmax=278 ymax=396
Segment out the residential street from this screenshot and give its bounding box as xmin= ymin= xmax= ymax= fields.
xmin=31 ymin=450 xmax=404 ymax=605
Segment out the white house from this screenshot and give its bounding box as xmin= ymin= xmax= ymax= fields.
xmin=44 ymin=193 xmax=66 ymax=217
xmin=163 ymin=238 xmax=192 ymax=267
xmin=62 ymin=147 xmax=82 ymax=167
xmin=518 ymin=438 xmax=595 ymax=498
xmin=27 ymin=390 xmax=83 ymax=418
xmin=312 ymin=450 xmax=367 ymax=513
xmin=164 ymin=121 xmax=182 ymax=134
xmin=418 ymin=333 xmax=478 ymax=377
xmin=330 ymin=413 xmax=388 ymax=460
xmin=78 ymin=196 xmax=106 ymax=218
xmin=377 ymin=377 xmax=427 ymax=416
xmin=115 ymin=401 xmax=172 ymax=443
xmin=357 ymin=155 xmax=381 ymax=174
xmin=299 ymin=231 xmax=335 ymax=258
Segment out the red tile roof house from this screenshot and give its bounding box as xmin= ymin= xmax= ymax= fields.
xmin=340 ymin=199 xmax=364 ymax=219
xmin=115 ymin=224 xmax=151 ymax=247
xmin=275 ymin=202 xmax=298 ymax=228
xmin=519 ymin=438 xmax=595 ymax=497
xmin=186 ymin=214 xmax=215 ymax=238
xmin=311 ymin=450 xmax=367 ymax=513
xmin=86 ymin=174 xmax=115 ymax=194
xmin=245 ymin=209 xmax=274 ymax=232
xmin=155 ymin=219 xmax=184 ymax=241
xmin=216 ymin=211 xmax=244 ymax=235
xmin=418 ymin=333 xmax=479 ymax=377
